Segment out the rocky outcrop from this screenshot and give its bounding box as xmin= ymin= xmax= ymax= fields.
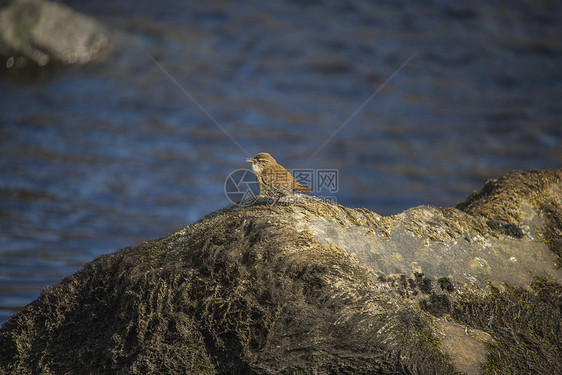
xmin=1 ymin=169 xmax=561 ymax=374
xmin=0 ymin=0 xmax=110 ymax=68
xmin=300 ymin=169 xmax=561 ymax=288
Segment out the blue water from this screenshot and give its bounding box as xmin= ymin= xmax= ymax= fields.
xmin=1 ymin=0 xmax=561 ymax=325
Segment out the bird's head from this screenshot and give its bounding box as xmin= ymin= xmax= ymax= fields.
xmin=246 ymin=152 xmax=276 ymax=168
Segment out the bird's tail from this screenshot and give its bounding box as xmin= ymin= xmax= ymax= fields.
xmin=294 ymin=184 xmax=312 ymax=193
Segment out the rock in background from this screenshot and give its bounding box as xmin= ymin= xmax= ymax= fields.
xmin=0 ymin=0 xmax=110 ymax=68
xmin=0 ymin=169 xmax=560 ymax=374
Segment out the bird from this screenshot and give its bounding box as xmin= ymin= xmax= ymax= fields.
xmin=246 ymin=152 xmax=311 ymax=202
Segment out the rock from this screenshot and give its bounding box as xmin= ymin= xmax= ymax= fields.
xmin=1 ymin=169 xmax=561 ymax=374
xmin=299 ymin=169 xmax=561 ymax=289
xmin=0 ymin=0 xmax=110 ymax=68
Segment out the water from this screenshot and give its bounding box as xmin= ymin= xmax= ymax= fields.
xmin=1 ymin=0 xmax=561 ymax=325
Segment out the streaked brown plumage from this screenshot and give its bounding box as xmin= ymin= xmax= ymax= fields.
xmin=246 ymin=152 xmax=312 ymax=198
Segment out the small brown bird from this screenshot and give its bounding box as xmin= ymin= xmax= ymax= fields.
xmin=246 ymin=152 xmax=312 ymax=199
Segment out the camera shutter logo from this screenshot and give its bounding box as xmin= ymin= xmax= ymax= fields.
xmin=224 ymin=169 xmax=260 ymax=206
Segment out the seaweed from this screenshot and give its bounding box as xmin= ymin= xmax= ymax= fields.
xmin=1 ymin=169 xmax=560 ymax=374
xmin=450 ymin=277 xmax=562 ymax=374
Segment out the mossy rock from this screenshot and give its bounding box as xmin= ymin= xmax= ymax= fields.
xmin=1 ymin=169 xmax=561 ymax=374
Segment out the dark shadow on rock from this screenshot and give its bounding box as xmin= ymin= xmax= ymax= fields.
xmin=1 ymin=169 xmax=561 ymax=374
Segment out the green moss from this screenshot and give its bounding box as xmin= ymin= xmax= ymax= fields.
xmin=395 ymin=308 xmax=462 ymax=375
xmin=450 ymin=277 xmax=562 ymax=374
xmin=539 ymin=204 xmax=562 ymax=268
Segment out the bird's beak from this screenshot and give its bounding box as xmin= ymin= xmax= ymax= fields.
xmin=246 ymin=158 xmax=254 ymax=163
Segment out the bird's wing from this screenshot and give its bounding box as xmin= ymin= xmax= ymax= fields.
xmin=262 ymin=167 xmax=294 ymax=195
